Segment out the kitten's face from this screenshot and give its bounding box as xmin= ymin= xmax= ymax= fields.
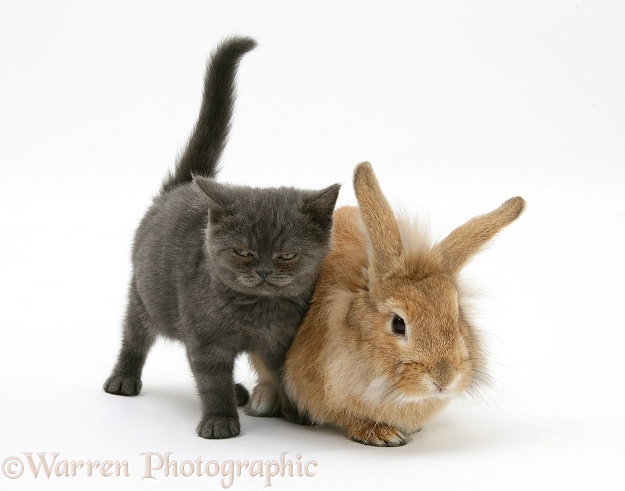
xmin=196 ymin=179 xmax=340 ymax=298
xmin=210 ymin=231 xmax=328 ymax=297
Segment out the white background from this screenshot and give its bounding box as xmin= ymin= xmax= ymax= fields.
xmin=1 ymin=1 xmax=624 ymax=490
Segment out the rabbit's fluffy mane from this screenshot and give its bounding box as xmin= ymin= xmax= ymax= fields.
xmin=395 ymin=212 xmax=433 ymax=261
xmin=357 ymin=208 xmax=439 ymax=280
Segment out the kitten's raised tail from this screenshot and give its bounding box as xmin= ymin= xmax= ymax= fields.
xmin=161 ymin=36 xmax=257 ymax=193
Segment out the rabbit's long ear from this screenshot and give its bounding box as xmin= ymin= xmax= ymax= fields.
xmin=354 ymin=162 xmax=403 ymax=272
xmin=435 ymin=197 xmax=525 ymax=274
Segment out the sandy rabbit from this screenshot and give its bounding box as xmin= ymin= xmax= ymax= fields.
xmin=283 ymin=162 xmax=525 ymax=446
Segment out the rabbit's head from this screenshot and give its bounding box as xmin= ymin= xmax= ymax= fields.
xmin=351 ymin=162 xmax=525 ymax=405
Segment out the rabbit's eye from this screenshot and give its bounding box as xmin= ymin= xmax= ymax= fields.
xmin=392 ymin=315 xmax=406 ymax=336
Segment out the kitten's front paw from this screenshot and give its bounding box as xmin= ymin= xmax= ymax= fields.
xmin=245 ymin=383 xmax=281 ymax=417
xmin=103 ymin=374 xmax=142 ymax=396
xmin=348 ymin=422 xmax=409 ymax=447
xmin=197 ymin=415 xmax=240 ymax=439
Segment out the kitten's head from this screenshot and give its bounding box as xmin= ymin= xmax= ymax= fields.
xmin=195 ymin=177 xmax=340 ymax=297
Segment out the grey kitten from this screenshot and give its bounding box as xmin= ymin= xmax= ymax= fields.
xmin=103 ymin=36 xmax=340 ymax=439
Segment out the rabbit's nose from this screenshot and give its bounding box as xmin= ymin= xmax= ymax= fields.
xmin=428 ymin=361 xmax=455 ymax=389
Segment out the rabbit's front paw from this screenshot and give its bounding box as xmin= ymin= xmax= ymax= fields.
xmin=348 ymin=421 xmax=409 ymax=447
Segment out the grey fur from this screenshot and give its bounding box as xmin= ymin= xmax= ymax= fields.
xmin=103 ymin=36 xmax=340 ymax=439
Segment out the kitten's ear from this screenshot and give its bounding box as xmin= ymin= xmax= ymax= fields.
xmin=194 ymin=176 xmax=235 ymax=210
xmin=303 ymin=184 xmax=341 ymax=229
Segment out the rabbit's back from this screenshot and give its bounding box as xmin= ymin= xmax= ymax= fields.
xmin=283 ymin=206 xmax=368 ymax=419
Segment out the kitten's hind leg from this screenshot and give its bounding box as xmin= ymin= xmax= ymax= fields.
xmin=235 ymin=383 xmax=250 ymax=406
xmin=104 ymin=281 xmax=155 ymax=396
xmin=245 ymin=354 xmax=281 ymax=417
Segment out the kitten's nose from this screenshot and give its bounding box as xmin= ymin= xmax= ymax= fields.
xmin=256 ymin=270 xmax=271 ymax=280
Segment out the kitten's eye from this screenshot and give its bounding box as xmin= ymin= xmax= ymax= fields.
xmin=234 ymin=248 xmax=253 ymax=257
xmin=391 ymin=315 xmax=406 ymax=336
xmin=279 ymin=253 xmax=297 ymax=261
